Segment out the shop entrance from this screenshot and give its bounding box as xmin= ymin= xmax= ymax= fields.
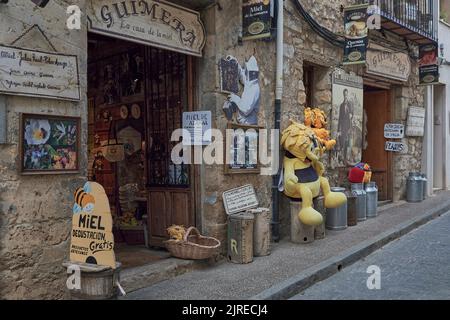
xmin=87 ymin=33 xmax=196 ymax=263
xmin=362 ymin=87 xmax=392 ymax=202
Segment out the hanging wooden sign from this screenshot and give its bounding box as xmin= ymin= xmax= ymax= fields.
xmin=70 ymin=182 xmax=116 ymax=269
xmin=0 ymin=45 xmax=80 ymax=101
xmin=87 ymin=0 xmax=206 ymax=57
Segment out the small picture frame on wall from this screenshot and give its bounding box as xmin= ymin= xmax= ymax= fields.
xmin=19 ymin=113 xmax=81 ymax=175
xmin=224 ymin=122 xmax=262 ymax=174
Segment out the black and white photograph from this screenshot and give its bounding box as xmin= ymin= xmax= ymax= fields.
xmin=330 ymin=69 xmax=364 ymax=168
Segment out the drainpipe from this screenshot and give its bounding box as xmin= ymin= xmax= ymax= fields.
xmin=272 ymin=0 xmax=283 ymax=242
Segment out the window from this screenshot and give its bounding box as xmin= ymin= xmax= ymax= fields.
xmin=303 ymin=63 xmax=314 ymax=107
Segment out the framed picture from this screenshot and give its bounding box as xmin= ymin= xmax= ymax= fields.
xmin=19 ymin=114 xmax=81 ymax=175
xmin=224 ymin=122 xmax=261 ymax=174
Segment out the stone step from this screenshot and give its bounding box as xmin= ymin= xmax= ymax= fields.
xmin=119 ymin=257 xmax=213 ymax=294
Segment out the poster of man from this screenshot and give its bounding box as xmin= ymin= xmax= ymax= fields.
xmin=330 ymin=69 xmax=364 ymax=168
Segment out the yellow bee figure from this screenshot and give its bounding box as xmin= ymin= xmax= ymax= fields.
xmin=281 ymin=120 xmax=347 ymax=226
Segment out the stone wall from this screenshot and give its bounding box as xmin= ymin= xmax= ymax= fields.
xmin=196 ymin=1 xmax=276 ymax=253
xmin=0 ymin=0 xmax=87 ymax=299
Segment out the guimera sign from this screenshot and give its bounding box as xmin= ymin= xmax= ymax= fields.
xmin=87 ymin=0 xmax=206 ymax=57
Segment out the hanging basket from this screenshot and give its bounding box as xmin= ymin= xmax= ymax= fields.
xmin=165 ymin=227 xmax=221 ymax=260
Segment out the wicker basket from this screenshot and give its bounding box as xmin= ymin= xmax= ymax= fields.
xmin=165 ymin=227 xmax=221 ymax=260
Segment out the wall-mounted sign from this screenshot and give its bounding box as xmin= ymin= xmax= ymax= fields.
xmin=182 ymin=111 xmax=212 ymax=145
xmin=330 ymin=69 xmax=364 ymax=168
xmin=0 ymin=45 xmax=80 ymax=101
xmin=70 ymin=182 xmax=116 ymax=269
xmin=87 ymin=0 xmax=206 ymax=57
xmin=343 ymin=4 xmax=369 ymax=65
xmin=384 ymin=123 xmax=405 ymax=139
xmin=242 ymin=0 xmax=273 ymax=41
xmin=406 ymin=106 xmax=426 ymax=137
xmin=385 ymin=141 xmax=406 ymax=153
xmin=222 ymin=184 xmax=259 ymax=215
xmin=419 ymin=42 xmax=439 ymax=85
xmin=225 ymin=122 xmax=261 ymax=174
xmin=366 ymin=43 xmax=411 ymax=82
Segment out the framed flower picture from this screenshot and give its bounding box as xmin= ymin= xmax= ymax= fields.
xmin=20 ymin=114 xmax=81 ymax=174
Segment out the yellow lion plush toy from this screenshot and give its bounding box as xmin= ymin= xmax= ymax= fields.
xmin=304 ymin=108 xmax=336 ymax=151
xmin=281 ymin=120 xmax=347 ymax=226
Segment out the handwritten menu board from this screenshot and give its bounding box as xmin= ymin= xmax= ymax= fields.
xmin=223 ymin=184 xmax=259 ymax=215
xmin=0 ymin=45 xmax=80 ymax=101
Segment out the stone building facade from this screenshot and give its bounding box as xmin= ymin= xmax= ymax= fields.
xmin=0 ymin=0 xmax=433 ymax=299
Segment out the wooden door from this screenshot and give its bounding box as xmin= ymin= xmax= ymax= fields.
xmin=362 ymin=90 xmax=392 ymax=201
xmin=145 ymin=48 xmax=195 ymax=247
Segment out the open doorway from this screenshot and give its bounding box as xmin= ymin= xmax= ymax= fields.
xmin=362 ymin=86 xmax=392 ymax=202
xmin=87 ymin=33 xmax=196 ymax=269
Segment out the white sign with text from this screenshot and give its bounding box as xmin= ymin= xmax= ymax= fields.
xmin=182 ymin=111 xmax=212 ymax=145
xmin=87 ymin=0 xmax=206 ymax=57
xmin=406 ymin=107 xmax=425 ymax=137
xmin=385 ymin=141 xmax=407 ymax=153
xmin=222 ymin=184 xmax=259 ymax=215
xmin=0 ymin=45 xmax=80 ymax=101
xmin=384 ymin=123 xmax=405 ymax=139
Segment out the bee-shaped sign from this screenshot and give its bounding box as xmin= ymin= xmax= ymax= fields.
xmin=69 ymin=182 xmax=116 ymax=268
xmin=73 ymin=184 xmax=95 ymax=214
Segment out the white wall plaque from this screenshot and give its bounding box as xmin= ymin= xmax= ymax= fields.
xmin=182 ymin=111 xmax=212 ymax=146
xmin=0 ymin=45 xmax=80 ymax=101
xmin=385 ymin=141 xmax=407 ymax=153
xmin=222 ymin=184 xmax=259 ymax=215
xmin=87 ymin=0 xmax=206 ymax=57
xmin=384 ymin=123 xmax=405 ymax=139
xmin=406 ymin=106 xmax=425 ymax=137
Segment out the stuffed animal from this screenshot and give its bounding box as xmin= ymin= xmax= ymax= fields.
xmin=281 ymin=120 xmax=347 ymax=226
xmin=167 ymin=225 xmax=186 ymax=241
xmin=304 ymin=108 xmax=336 ymax=150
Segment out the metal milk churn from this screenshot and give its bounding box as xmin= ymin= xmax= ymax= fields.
xmin=351 ymin=183 xmax=367 ymax=222
xmin=406 ymin=172 xmax=423 ymax=203
xmin=227 ymin=212 xmax=254 ymax=264
xmin=421 ymin=173 xmax=428 ymax=200
xmin=325 ymin=187 xmax=348 ymax=230
xmin=345 ymin=189 xmax=358 ymax=227
xmin=365 ymin=182 xmax=378 ymax=218
xmin=247 ymin=208 xmax=271 ymax=257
